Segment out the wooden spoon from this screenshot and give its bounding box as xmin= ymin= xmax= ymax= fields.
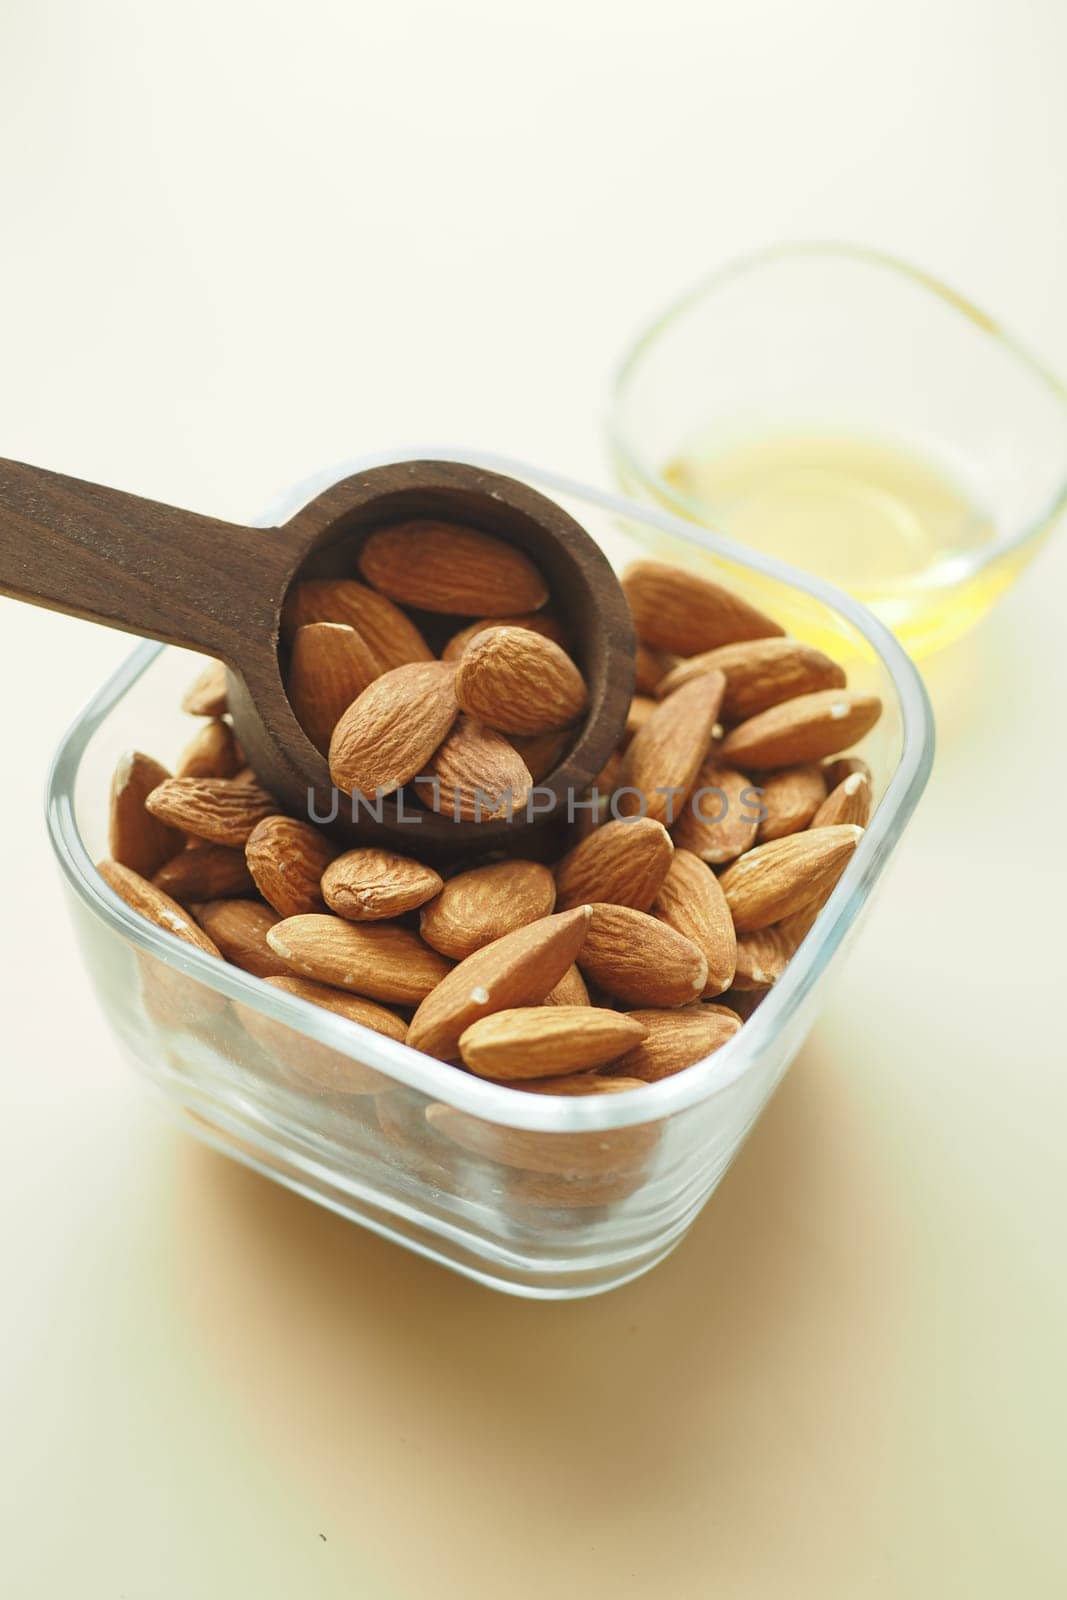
xmin=0 ymin=455 xmax=635 ymax=858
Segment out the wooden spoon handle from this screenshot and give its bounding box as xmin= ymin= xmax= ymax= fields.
xmin=0 ymin=456 xmax=290 ymax=659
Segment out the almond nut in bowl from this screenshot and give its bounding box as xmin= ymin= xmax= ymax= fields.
xmin=46 ymin=451 xmax=932 ymax=1298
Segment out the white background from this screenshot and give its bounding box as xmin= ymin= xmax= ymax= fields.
xmin=2 ymin=3 xmax=1065 ymax=1596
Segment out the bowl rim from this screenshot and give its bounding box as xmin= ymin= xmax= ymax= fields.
xmin=608 ymin=239 xmax=1067 ymax=581
xmin=46 ymin=447 xmax=935 ymax=1134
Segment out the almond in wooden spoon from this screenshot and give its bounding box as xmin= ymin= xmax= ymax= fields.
xmin=358 ymin=521 xmax=549 ymax=615
xmin=328 ymin=660 xmax=458 ymax=797
xmin=287 ymin=622 xmax=380 ymax=755
xmin=454 ymin=626 xmax=587 ymax=735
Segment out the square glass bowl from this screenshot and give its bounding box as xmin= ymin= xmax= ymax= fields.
xmin=609 ymin=243 xmax=1067 ymax=657
xmin=46 ymin=451 xmax=933 ymax=1298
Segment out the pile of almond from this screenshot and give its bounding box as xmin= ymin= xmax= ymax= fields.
xmin=283 ymin=520 xmax=588 ymax=819
xmin=98 ymin=551 xmax=881 ymax=1103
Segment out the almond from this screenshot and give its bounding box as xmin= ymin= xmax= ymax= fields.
xmin=426 ymin=1085 xmax=656 ymax=1176
xmin=358 ymin=521 xmax=549 ymax=615
xmin=153 ymin=843 xmax=255 ymax=904
xmin=652 ymin=849 xmax=737 ymax=996
xmin=287 ymin=622 xmax=381 ymax=755
xmin=622 ymin=560 xmax=784 ymax=655
xmin=731 ymin=894 xmax=828 ymax=989
xmin=414 ymin=715 xmax=532 ymax=821
xmin=108 ymin=751 xmax=184 ymax=877
xmin=267 ymin=914 xmax=452 ymax=1004
xmin=579 ymin=904 xmax=707 ymax=1007
xmin=543 ymin=965 xmax=590 ymax=1006
xmin=249 ymin=975 xmax=404 ymax=1096
xmin=181 ymin=658 xmax=228 ymax=717
xmin=192 ymin=899 xmax=290 ymax=978
xmin=505 ymin=728 xmax=571 ymax=782
xmin=634 ymin=642 xmax=675 ymax=695
xmin=442 ymin=612 xmax=568 ymax=661
xmin=321 ymin=847 xmax=443 ymax=922
xmin=407 ymin=906 xmax=591 ymax=1061
xmin=263 ymin=974 xmax=407 ymax=1044
xmin=811 ymin=770 xmax=873 ymax=829
xmin=554 ymin=817 xmax=673 ymax=912
xmin=671 ymin=759 xmax=760 ymax=865
xmin=176 ymin=719 xmax=243 ymax=780
xmin=822 ymin=755 xmax=872 ymax=790
xmin=498 ymin=1074 xmax=649 ymax=1098
xmin=656 ymin=637 xmax=846 ymax=720
xmin=718 ymin=823 xmax=863 ymax=932
xmin=720 ymin=689 xmax=882 ymax=769
xmin=245 ymin=815 xmax=338 ymax=917
xmin=458 ymin=1006 xmax=649 ymax=1080
xmin=453 ymin=627 xmax=587 ymax=736
xmin=604 ymin=1005 xmax=741 ymax=1082
xmin=756 ymin=763 xmax=828 ymax=841
xmin=328 ymin=660 xmax=458 ymax=797
xmin=97 ymin=860 xmax=222 ymax=959
xmin=419 ymin=860 xmax=557 ymax=960
xmin=624 ymin=695 xmax=656 ymax=744
xmin=616 ymin=671 xmax=725 ymax=824
xmin=280 ymin=578 xmax=432 ymax=668
xmin=145 ymin=775 xmax=278 ymax=846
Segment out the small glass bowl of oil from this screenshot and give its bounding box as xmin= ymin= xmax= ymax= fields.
xmin=609 ymin=243 xmax=1067 ymax=656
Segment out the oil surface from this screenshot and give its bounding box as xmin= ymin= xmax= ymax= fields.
xmin=654 ymin=431 xmax=1020 ymax=655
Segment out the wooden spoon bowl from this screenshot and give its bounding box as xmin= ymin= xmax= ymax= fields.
xmin=0 ymin=456 xmax=635 ymax=860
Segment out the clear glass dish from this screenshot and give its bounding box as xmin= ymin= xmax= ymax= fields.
xmin=46 ymin=450 xmax=933 ymax=1299
xmin=609 ymin=242 xmax=1067 ymax=656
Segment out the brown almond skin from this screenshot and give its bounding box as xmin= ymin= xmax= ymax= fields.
xmin=442 ymin=613 xmax=568 ymax=662
xmin=616 ymin=672 xmax=725 ymax=825
xmin=145 ymin=776 xmax=278 ymax=847
xmin=419 ymin=860 xmax=557 ymax=960
xmin=192 ymin=899 xmax=290 ymax=979
xmin=579 ymin=904 xmax=708 ymax=1008
xmin=811 ymin=771 xmax=873 ymax=829
xmin=97 ymin=860 xmax=222 ymax=959
xmin=153 ymin=844 xmax=256 ymax=904
xmin=245 ymin=815 xmax=338 ymax=918
xmin=718 ymin=824 xmax=863 ymax=932
xmin=505 ymin=729 xmax=571 ymax=783
xmin=542 ymin=965 xmax=590 ymax=1006
xmin=671 ymin=760 xmax=761 ymax=865
xmin=604 ymin=1005 xmax=741 ymax=1083
xmin=822 ymin=756 xmax=872 ymax=790
xmin=328 ymin=660 xmax=458 ymax=797
xmin=358 ymin=521 xmax=549 ymax=615
xmin=108 ymin=751 xmax=185 ymax=877
xmin=731 ymin=895 xmax=827 ymax=989
xmin=634 ymin=642 xmax=675 ymax=695
xmin=181 ymin=659 xmax=228 ymax=717
xmin=176 ymin=720 xmax=243 ymax=780
xmin=287 ymin=622 xmax=381 ymax=755
xmin=280 ymin=578 xmax=432 ymax=668
xmin=321 ymin=848 xmax=443 ymax=922
xmin=720 ymin=690 xmax=882 ymax=769
xmin=657 ymin=638 xmax=846 ymax=720
xmin=426 ymin=1082 xmax=657 ymax=1177
xmin=247 ymin=975 xmax=404 ymax=1097
xmin=414 ymin=715 xmax=532 ymax=821
xmin=554 ymin=817 xmax=674 ymax=913
xmin=407 ymin=906 xmax=592 ymax=1061
xmin=458 ymin=1006 xmax=649 ymax=1080
xmin=622 ymin=561 xmax=785 ymax=655
xmin=267 ymin=915 xmax=452 ymax=1004
xmin=454 ymin=627 xmax=587 ymax=736
xmin=756 ymin=764 xmax=828 ymax=842
xmin=652 ymin=849 xmax=737 ymax=996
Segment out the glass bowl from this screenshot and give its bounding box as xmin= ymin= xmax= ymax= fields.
xmin=609 ymin=243 xmax=1067 ymax=657
xmin=46 ymin=450 xmax=933 ymax=1299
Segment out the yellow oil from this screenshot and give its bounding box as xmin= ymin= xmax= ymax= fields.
xmin=650 ymin=431 xmax=1035 ymax=656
